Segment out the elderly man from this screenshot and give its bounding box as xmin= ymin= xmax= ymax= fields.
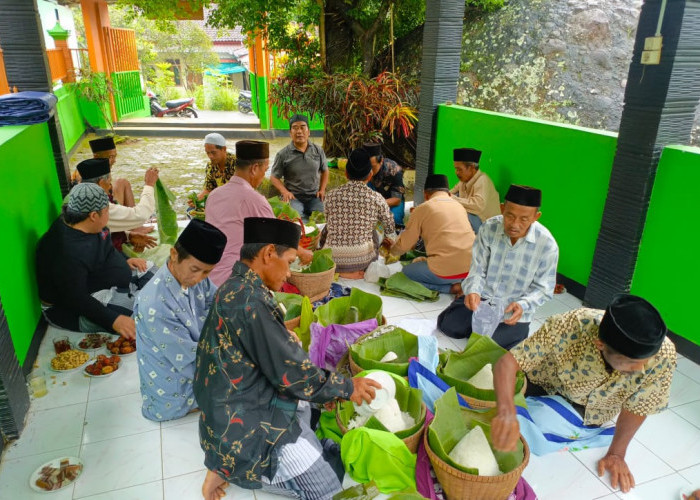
xmin=194 ymin=133 xmax=236 ymax=202
xmin=450 ymin=148 xmax=500 ymax=233
xmin=36 ymin=183 xmax=149 ymax=339
xmin=437 ymin=184 xmax=559 ymax=349
xmin=76 ymin=158 xmax=158 ymax=252
xmin=492 ymin=294 xmax=676 ymax=493
xmin=324 ymin=148 xmax=396 ymax=279
xmin=270 ymin=114 xmax=328 ymax=218
xmin=364 ymin=142 xmax=406 ymax=226
xmin=389 ymin=174 xmax=474 ymax=294
xmin=135 ymin=219 xmax=227 ymax=422
xmin=89 ymin=136 xmax=135 ymax=207
xmin=194 ymin=217 xmax=379 ymax=500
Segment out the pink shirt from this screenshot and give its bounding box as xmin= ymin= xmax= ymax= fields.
xmin=205 ymin=176 xmax=274 ymax=286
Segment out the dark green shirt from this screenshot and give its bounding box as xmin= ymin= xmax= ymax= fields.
xmin=193 ymin=261 xmax=353 ymax=489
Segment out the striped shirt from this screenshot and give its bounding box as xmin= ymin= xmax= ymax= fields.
xmin=462 ymin=215 xmax=558 ymax=323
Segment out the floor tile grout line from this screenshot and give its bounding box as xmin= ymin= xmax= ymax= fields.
xmin=160 ymin=422 xmax=166 ymax=500
xmin=568 ymin=450 xmax=616 ymax=494
xmin=79 ymin=427 xmax=162 ymax=448
xmin=72 ymin=478 xmax=164 ymax=500
xmin=669 ymin=406 xmax=700 ymax=434
xmin=161 ymin=466 xmax=207 ymax=482
xmin=629 ymin=436 xmax=682 ymax=476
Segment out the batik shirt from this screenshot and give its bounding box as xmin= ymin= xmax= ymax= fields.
xmin=370 ymin=158 xmax=405 ymax=201
xmin=511 ymin=308 xmax=676 ymax=425
xmin=204 ymin=152 xmax=237 ymax=192
xmin=193 ymin=262 xmax=353 ymax=489
xmin=134 ymin=264 xmax=217 ymax=421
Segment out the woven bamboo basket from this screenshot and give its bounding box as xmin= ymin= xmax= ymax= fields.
xmin=288 ymin=264 xmax=336 ymax=302
xmin=424 ymin=430 xmax=530 ymax=500
xmin=347 ymin=315 xmax=390 ymax=376
xmin=458 ymin=378 xmax=527 ymax=410
xmin=284 ymin=315 xmax=301 ymax=331
xmin=335 ymin=403 xmax=426 ymax=454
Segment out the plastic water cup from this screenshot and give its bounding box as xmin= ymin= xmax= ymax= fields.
xmin=28 ymin=370 xmax=47 ymax=398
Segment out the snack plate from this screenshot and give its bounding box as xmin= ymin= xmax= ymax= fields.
xmin=84 ymin=361 xmax=120 ymax=378
xmin=76 ymin=334 xmax=112 ymax=352
xmin=29 ymin=456 xmax=83 ymax=493
xmin=47 ymin=359 xmax=89 ymax=374
xmin=105 ymin=347 xmax=136 ymax=357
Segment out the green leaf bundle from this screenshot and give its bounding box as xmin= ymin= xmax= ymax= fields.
xmin=301 ymin=248 xmax=335 ymax=274
xmin=350 ymin=326 xmax=418 ymax=376
xmin=314 ymin=288 xmax=383 ymax=327
xmin=155 ymin=179 xmax=178 ymax=245
xmin=268 ymin=195 xmax=301 ymax=221
xmin=378 ymin=273 xmax=439 ymax=302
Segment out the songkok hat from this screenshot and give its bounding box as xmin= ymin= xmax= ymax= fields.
xmin=66 ymin=183 xmax=109 ymax=214
xmin=346 ymin=148 xmax=372 ymax=180
xmin=288 ymin=113 xmax=309 ymax=128
xmin=89 ymin=137 xmax=116 ymax=153
xmin=453 ymin=148 xmax=481 ymax=163
xmin=243 ymin=217 xmax=301 ymax=249
xmin=177 ymin=219 xmax=227 ymax=265
xmin=236 ymin=140 xmax=269 ymax=160
xmin=424 ymin=174 xmax=450 ymax=190
xmin=599 ymin=294 xmax=667 ymax=359
xmin=363 ymin=142 xmax=382 ymax=158
xmin=77 ymin=158 xmax=110 ymax=180
xmin=204 ymin=133 xmax=227 ymax=147
xmin=505 ymin=184 xmax=542 ymax=207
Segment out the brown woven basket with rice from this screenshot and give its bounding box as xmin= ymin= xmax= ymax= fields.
xmin=458 ymin=378 xmax=527 ymax=410
xmin=288 ymin=264 xmax=336 ymax=302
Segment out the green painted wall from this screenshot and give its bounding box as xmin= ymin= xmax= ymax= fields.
xmin=631 ymin=145 xmax=700 ymax=345
xmin=0 ymin=124 xmax=63 ymax=365
xmin=249 ymin=73 xmax=324 ymax=131
xmin=54 ymin=85 xmax=86 ymax=152
xmin=111 ymin=71 xmax=149 ymax=120
xmin=433 ymin=104 xmax=618 ymax=285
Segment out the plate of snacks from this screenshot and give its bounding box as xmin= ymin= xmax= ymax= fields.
xmin=77 ymin=333 xmax=111 ymax=351
xmin=49 ymin=350 xmax=90 ymax=373
xmin=29 ymin=456 xmax=83 ymax=492
xmin=84 ymin=354 xmax=121 ymax=377
xmin=106 ymin=337 xmax=136 ymax=355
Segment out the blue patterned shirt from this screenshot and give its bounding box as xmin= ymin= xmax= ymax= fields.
xmin=462 ymin=215 xmax=559 ymax=322
xmin=135 ymin=264 xmax=217 ymax=421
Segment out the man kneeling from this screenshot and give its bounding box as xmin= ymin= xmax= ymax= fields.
xmin=135 ymin=219 xmax=226 ymax=422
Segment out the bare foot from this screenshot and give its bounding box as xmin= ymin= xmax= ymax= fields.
xmin=340 ymin=271 xmax=365 ymax=279
xmin=450 ymin=282 xmax=463 ymax=296
xmin=202 ymin=469 xmax=227 ymax=500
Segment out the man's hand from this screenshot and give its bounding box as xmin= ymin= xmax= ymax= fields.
xmin=112 ymin=315 xmax=136 ymax=340
xmin=349 ymin=377 xmax=382 ymax=406
xmin=491 ymin=409 xmax=520 ymax=452
xmin=504 ymin=302 xmax=523 ymax=325
xmin=129 ymin=233 xmax=157 ymax=252
xmin=297 ymin=246 xmax=313 ymax=265
xmin=144 ymin=167 xmax=159 ymax=187
xmin=127 ymin=258 xmax=148 ymax=272
xmin=130 ymin=224 xmax=155 ymax=235
xmin=202 ymin=470 xmax=228 ymax=500
xmin=280 ymin=189 xmax=296 ymax=202
xmin=317 ymin=188 xmax=326 ymax=201
xmin=598 ymin=453 xmax=635 ymax=493
xmin=465 ymin=293 xmax=481 ymax=311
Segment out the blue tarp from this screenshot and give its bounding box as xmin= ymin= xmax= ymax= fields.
xmin=205 ymin=63 xmax=246 ymax=76
xmin=0 ymin=91 xmax=57 ymax=126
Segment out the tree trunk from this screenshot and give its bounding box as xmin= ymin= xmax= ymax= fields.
xmin=316 ymin=0 xmax=327 ymax=71
xmin=324 ymin=0 xmax=355 ymax=73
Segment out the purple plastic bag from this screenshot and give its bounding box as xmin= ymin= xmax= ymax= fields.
xmin=309 ymin=319 xmax=378 ymax=370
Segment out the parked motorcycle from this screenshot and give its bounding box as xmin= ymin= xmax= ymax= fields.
xmin=147 ymin=90 xmax=198 ymax=118
xmin=238 ymin=90 xmax=252 ymax=114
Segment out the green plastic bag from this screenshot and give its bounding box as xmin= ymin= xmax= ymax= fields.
xmin=268 ymin=195 xmax=301 ymax=221
xmin=349 ymin=326 xmax=418 ymax=377
xmin=155 ymin=179 xmax=178 ymax=245
xmin=301 ymin=248 xmax=335 ymax=274
xmin=314 ymin=288 xmax=383 ymax=327
xmin=316 ymin=410 xmax=344 ymax=445
xmin=378 ymin=273 xmax=439 ymax=302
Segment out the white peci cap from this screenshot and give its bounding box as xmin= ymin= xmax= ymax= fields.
xmin=204 ymin=133 xmax=226 ymax=147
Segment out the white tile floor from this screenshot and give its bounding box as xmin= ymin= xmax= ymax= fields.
xmin=1 ymin=282 xmax=699 ymax=500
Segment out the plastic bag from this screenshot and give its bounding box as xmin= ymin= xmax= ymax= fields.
xmin=471 ymin=300 xmax=505 ymax=338
xmin=309 ymin=319 xmax=378 ymax=370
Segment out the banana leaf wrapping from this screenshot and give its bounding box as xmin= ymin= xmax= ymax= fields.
xmin=437 ymin=333 xmax=525 ymax=402
xmin=309 ymin=211 xmax=326 ymax=224
xmin=274 ymin=292 xmax=303 ymax=321
xmin=301 ymin=248 xmax=335 ymax=274
xmin=314 ymin=288 xmax=382 ymax=327
xmin=293 ymin=296 xmax=314 ymax=350
xmin=378 ymin=272 xmax=439 ymax=302
xmin=332 ymin=481 xmax=380 ymax=500
xmin=122 ymin=242 xmax=174 ymax=267
xmin=428 ymin=388 xmax=524 ymax=475
xmin=155 ymin=179 xmax=178 ymax=245
xmin=349 ymin=325 xmax=418 ymax=377
xmin=268 ymin=195 xmax=301 ymax=220
xmin=337 ymin=372 xmax=426 ymax=440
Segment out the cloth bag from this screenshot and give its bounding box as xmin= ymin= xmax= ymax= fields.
xmin=309 ymin=318 xmax=378 ymax=370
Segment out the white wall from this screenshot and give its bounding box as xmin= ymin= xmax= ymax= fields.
xmin=37 ymin=0 xmax=78 ymax=50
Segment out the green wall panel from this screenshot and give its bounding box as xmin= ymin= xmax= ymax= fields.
xmin=0 ymin=124 xmax=63 ymax=365
xmin=433 ymin=104 xmax=617 ymax=285
xmin=54 ymin=85 xmax=86 ymax=152
xmin=631 ymin=145 xmax=700 ymax=345
xmin=111 ymin=71 xmax=149 ymax=120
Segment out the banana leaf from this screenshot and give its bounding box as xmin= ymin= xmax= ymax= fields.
xmin=274 ymin=292 xmax=304 ymax=321
xmin=294 ymin=296 xmax=314 ymax=350
xmin=337 ymin=374 xmax=425 ymax=440
xmin=427 ymin=388 xmax=524 ymax=475
xmin=314 ymin=288 xmax=382 ymax=327
xmin=350 ymin=326 xmax=418 ymax=376
xmin=155 ymin=179 xmax=178 ymax=245
xmin=333 ymin=481 xmax=380 ymax=500
xmin=301 ymin=248 xmax=335 ymax=274
xmin=122 ymin=242 xmax=174 ymax=267
xmin=378 ymin=273 xmax=439 ymax=302
xmin=436 ymin=334 xmax=525 ymax=401
xmin=387 ymin=494 xmax=426 ymax=500
xmin=309 ymin=211 xmax=326 ymax=224
xmin=268 ymin=196 xmax=301 ymax=221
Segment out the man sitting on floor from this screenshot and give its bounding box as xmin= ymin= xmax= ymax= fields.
xmin=194 ymin=217 xmax=379 ymax=500
xmin=388 ymin=174 xmax=474 ymax=294
xmin=437 ymin=184 xmax=559 ymax=349
xmin=135 ymin=219 xmax=226 ymax=422
xmin=491 ymin=294 xmax=676 ymax=493
xmin=36 ymin=183 xmax=150 ymax=339
xmin=323 ymin=148 xmax=397 ymax=279
xmin=364 ymin=142 xmax=406 ymax=227
xmin=450 ymin=148 xmax=500 ymax=233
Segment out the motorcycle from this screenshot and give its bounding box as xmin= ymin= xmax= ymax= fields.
xmin=147 ymin=90 xmax=198 ymax=118
xmin=238 ymin=90 xmax=252 ymax=114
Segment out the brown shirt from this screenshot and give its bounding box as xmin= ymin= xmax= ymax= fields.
xmin=450 ymin=170 xmax=501 ymax=222
xmin=390 ymin=192 xmax=475 ymax=277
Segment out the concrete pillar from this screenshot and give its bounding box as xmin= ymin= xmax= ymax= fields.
xmin=47 ymin=14 xmax=75 ymax=83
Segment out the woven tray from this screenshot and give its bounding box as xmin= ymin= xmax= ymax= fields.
xmin=288 ymin=264 xmax=336 ymax=302
xmin=458 ymin=378 xmax=528 ymax=409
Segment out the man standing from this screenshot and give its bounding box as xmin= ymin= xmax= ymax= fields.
xmin=491 ymin=294 xmax=676 ymax=493
xmin=135 ymin=219 xmax=227 ymax=422
xmin=437 ymin=184 xmax=558 ymax=349
xmin=270 ymin=114 xmax=328 ymax=218
xmin=88 ymin=136 xmax=135 ymax=207
xmin=364 ymin=142 xmax=406 ymax=226
xmin=450 ymin=148 xmax=500 ymax=233
xmin=389 ymin=174 xmax=474 ymax=294
xmin=195 ymin=133 xmax=237 ymax=202
xmin=36 ymin=183 xmax=148 ymax=339
xmin=194 ymin=217 xmax=379 ymax=500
